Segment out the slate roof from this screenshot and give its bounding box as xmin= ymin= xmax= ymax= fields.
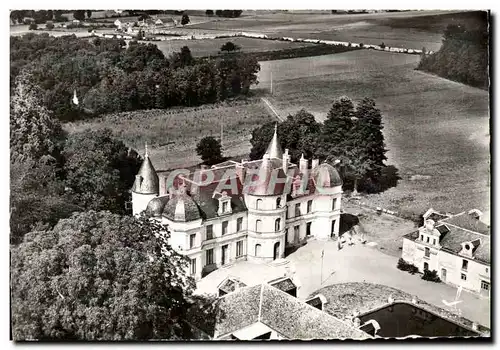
xmin=132 ymin=156 xmax=159 ymax=194
xmin=218 ymin=277 xmax=247 ymax=294
xmin=439 ymin=226 xmax=490 ymax=265
xmin=213 ymin=284 xmax=370 ymax=340
xmin=441 ymin=212 xmax=490 ymax=235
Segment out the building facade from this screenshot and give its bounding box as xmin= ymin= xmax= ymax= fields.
xmin=401 ymin=209 xmax=490 ymax=297
xmin=131 ymin=127 xmax=343 ymax=280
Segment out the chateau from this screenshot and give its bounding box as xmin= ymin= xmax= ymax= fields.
xmin=131 ymin=126 xmax=343 ymax=280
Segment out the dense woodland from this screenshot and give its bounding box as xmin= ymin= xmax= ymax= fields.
xmin=11 ymin=34 xmax=260 ymax=121
xmin=418 ymin=15 xmax=489 ymax=89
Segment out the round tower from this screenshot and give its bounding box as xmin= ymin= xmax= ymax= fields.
xmin=131 ymin=145 xmax=159 ymax=215
xmin=244 ymin=126 xmax=287 ymax=262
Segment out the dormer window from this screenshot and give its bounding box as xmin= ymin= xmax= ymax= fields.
xmin=462 ymin=259 xmax=468 ymax=271
xmin=217 ymin=191 xmax=232 ymax=215
xmin=276 ymin=197 xmax=281 ymax=208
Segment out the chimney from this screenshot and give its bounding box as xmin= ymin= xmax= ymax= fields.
xmin=353 ymin=318 xmax=361 ymax=327
xmin=282 ymin=149 xmax=290 ymax=172
xmin=311 ymin=159 xmax=319 ymax=169
xmin=425 ymin=219 xmax=435 ymax=231
xmin=299 ymin=154 xmax=308 ymax=174
xmin=159 ymin=175 xmax=167 ymax=196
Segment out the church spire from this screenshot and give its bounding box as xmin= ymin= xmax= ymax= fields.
xmin=265 ymin=122 xmax=283 ymax=160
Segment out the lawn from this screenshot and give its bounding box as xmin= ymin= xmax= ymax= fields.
xmin=189 ymin=10 xmax=484 ymax=51
xmin=63 ymin=99 xmax=274 ymax=171
xmin=342 ymin=202 xmax=417 ymax=258
xmin=256 ymin=49 xmax=490 ymax=216
xmin=152 ymin=37 xmax=314 ymax=57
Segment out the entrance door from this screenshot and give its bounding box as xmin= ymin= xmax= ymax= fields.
xmin=331 ymin=220 xmax=336 ymax=238
xmin=294 ymin=225 xmax=300 ymax=244
xmin=480 ymin=280 xmax=490 ymax=297
xmin=273 ymin=242 xmax=280 ymax=260
xmin=306 ymin=222 xmax=312 ymax=237
xmin=441 ymin=268 xmax=447 ymax=282
xmin=221 ymin=245 xmax=228 ymax=265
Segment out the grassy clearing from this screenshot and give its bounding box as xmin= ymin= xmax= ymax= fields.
xmin=257 ymin=49 xmax=489 ymax=215
xmin=190 ymin=10 xmax=479 ymax=51
xmin=343 ymin=202 xmax=416 ymax=257
xmin=152 ymin=37 xmax=314 ymax=57
xmin=63 ymin=99 xmax=274 ymax=170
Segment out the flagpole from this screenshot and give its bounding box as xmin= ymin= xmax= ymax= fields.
xmin=321 ymin=249 xmax=324 ymax=285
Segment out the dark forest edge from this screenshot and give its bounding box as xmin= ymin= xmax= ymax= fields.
xmin=11 ymin=33 xmax=260 ymax=122
xmin=417 ymin=12 xmax=489 ymax=90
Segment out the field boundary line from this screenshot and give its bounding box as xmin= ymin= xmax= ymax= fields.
xmin=261 ymin=97 xmax=284 ymax=121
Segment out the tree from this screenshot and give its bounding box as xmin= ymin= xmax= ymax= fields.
xmin=181 ymin=14 xmax=190 ymax=26
xmin=249 ymin=110 xmax=321 ymax=162
xmin=46 ymin=21 xmax=54 ymax=30
xmin=86 ymin=10 xmax=92 ymax=19
xmin=10 ymin=211 xmax=205 ymax=340
xmin=205 ymin=10 xmax=214 ymax=16
xmin=73 ymin=10 xmax=86 ymax=21
xmin=10 ymin=73 xmax=65 ymax=163
xmin=196 ymin=136 xmax=223 ymax=165
xmin=29 ymin=23 xmax=37 ymax=30
xmin=10 ymin=158 xmax=81 ymax=245
xmin=62 ymin=129 xmax=142 ymax=214
xmin=220 ymin=41 xmax=241 ymax=53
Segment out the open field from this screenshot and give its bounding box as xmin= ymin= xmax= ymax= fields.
xmin=189 ymin=10 xmax=481 ymax=51
xmin=257 ymin=49 xmax=490 ymax=215
xmin=151 ymin=37 xmax=314 ymax=57
xmin=63 ymin=99 xmax=274 ymax=170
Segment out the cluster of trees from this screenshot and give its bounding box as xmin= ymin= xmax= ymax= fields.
xmin=196 ymin=136 xmax=224 ymax=165
xmin=418 ymin=22 xmax=489 ymax=89
xmin=206 ymin=10 xmax=243 ymax=18
xmin=10 ymin=10 xmax=66 ymax=24
xmin=11 ymin=34 xmax=260 ymax=121
xmin=10 ymin=75 xmax=142 ymax=244
xmin=250 ymin=97 xmax=391 ymax=193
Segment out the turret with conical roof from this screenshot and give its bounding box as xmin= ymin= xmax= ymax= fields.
xmin=265 ymin=123 xmax=283 ymax=160
xmin=131 ymin=144 xmax=160 ymax=215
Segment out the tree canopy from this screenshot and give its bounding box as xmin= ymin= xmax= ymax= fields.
xmin=10 ymin=211 xmax=204 ymax=340
xmin=11 ymin=34 xmax=260 ymax=121
xmin=181 ymin=14 xmax=190 ymax=25
xmin=249 ymin=98 xmax=389 ymax=193
xmin=220 ymin=42 xmax=241 ymax=53
xmin=62 ymin=128 xmax=141 ymax=214
xmin=196 ymin=136 xmax=224 ymax=166
xmin=418 ymin=15 xmax=489 ymax=89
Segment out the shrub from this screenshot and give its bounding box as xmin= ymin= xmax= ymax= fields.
xmin=380 ymin=42 xmax=386 ymax=49
xmin=29 ymin=23 xmax=37 ymax=30
xmin=422 ymin=269 xmax=441 ymax=282
xmin=45 ymin=21 xmax=54 ymax=30
xmin=397 ymin=258 xmax=419 ymax=274
xmin=359 ymin=43 xmax=364 ymax=48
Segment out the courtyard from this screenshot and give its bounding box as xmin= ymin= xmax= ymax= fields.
xmin=195 ymin=239 xmax=490 ymax=328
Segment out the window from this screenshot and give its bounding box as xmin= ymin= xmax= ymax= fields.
xmin=256 ymin=220 xmax=262 ymax=232
xmin=420 ymin=234 xmax=423 ymax=241
xmin=423 ymin=262 xmax=429 ymax=271
xmin=424 ymin=247 xmax=430 ymax=258
xmin=276 ymin=197 xmax=281 ymax=208
xmin=256 ymin=199 xmax=263 ymax=210
xmin=286 ymin=209 xmax=289 ymax=219
xmin=295 ymin=203 xmax=301 ymax=217
xmin=426 ymin=236 xmax=429 ymax=243
xmin=433 ymin=238 xmax=436 ymax=245
xmin=190 ymin=258 xmax=196 ymax=275
xmin=306 ymin=222 xmax=312 ymax=236
xmin=307 ymin=200 xmax=312 ymax=213
xmin=255 ymin=244 xmax=262 ymax=257
xmin=189 ymin=233 xmax=196 ymax=249
xmin=206 ymin=225 xmax=213 ymax=240
xmin=206 ymin=249 xmax=214 ymax=265
xmin=481 ymin=280 xmax=490 ymax=291
xmin=237 ymin=217 xmax=243 ymax=232
xmin=332 ymin=198 xmax=338 ymax=211
xmin=462 ymin=259 xmax=468 ymax=271
xmin=461 ymin=273 xmax=467 ymax=281
xmin=222 ymin=201 xmax=228 ymax=213
xmin=285 ymin=228 xmax=289 ymax=245
xmin=275 ymin=218 xmax=281 ymax=232
xmin=236 ymin=241 xmax=243 ymax=257
xmin=222 ymin=221 xmax=228 ymax=235
xmin=486 ymin=267 xmax=489 ymax=273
